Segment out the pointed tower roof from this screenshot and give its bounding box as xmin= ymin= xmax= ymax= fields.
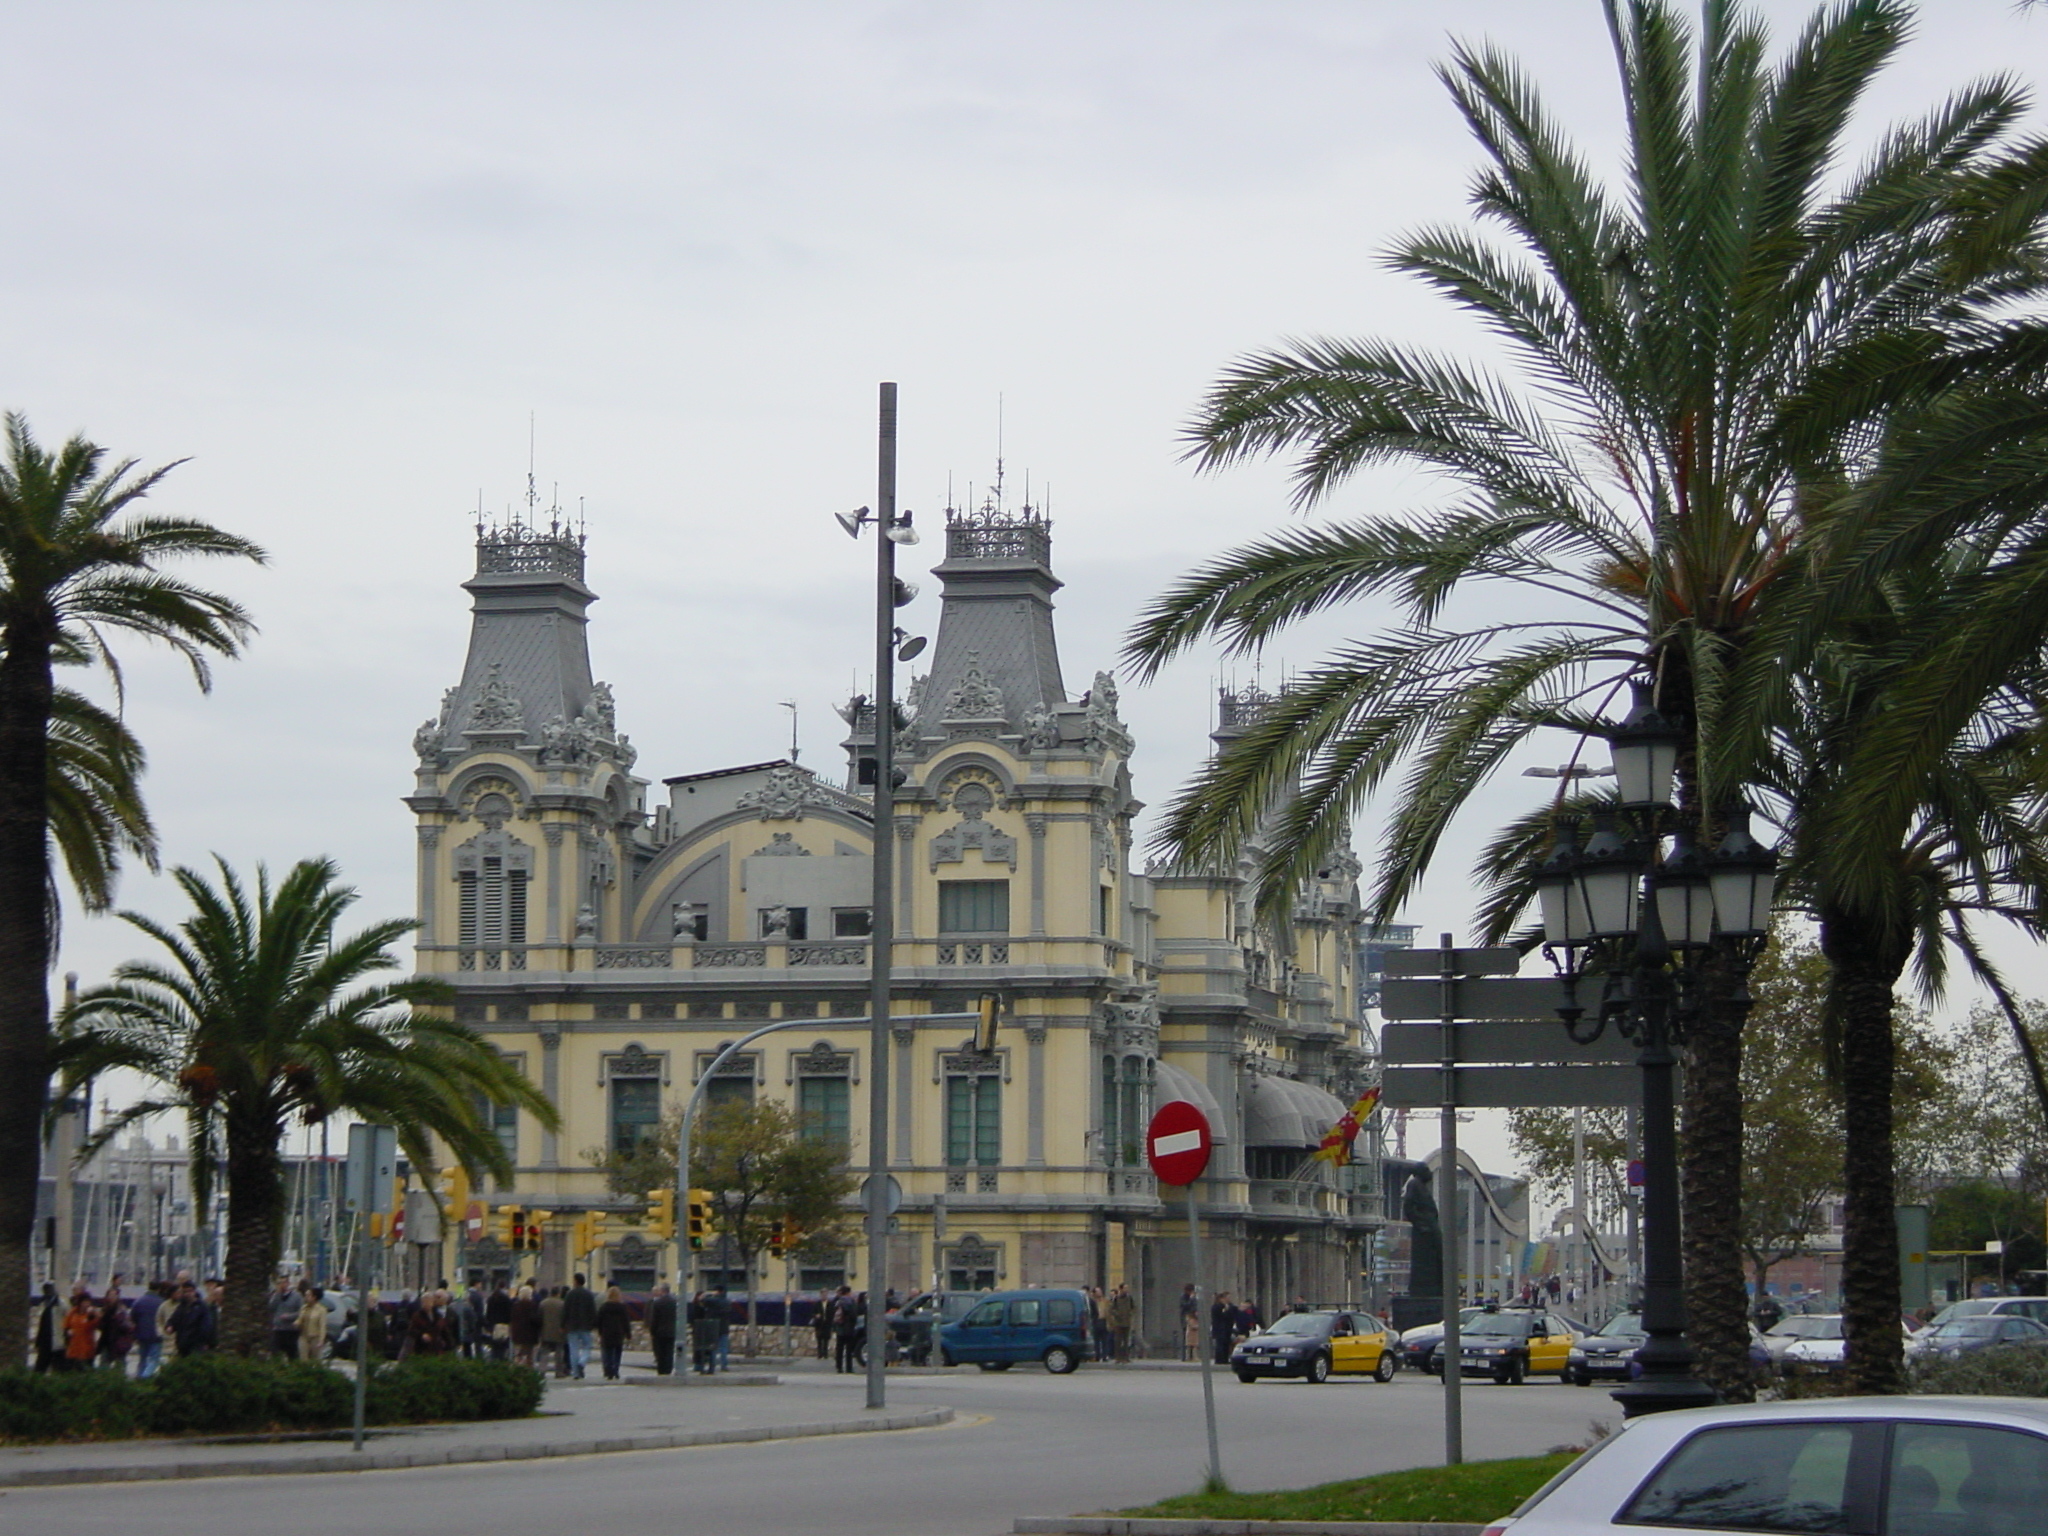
xmin=439 ymin=521 xmax=598 ymax=748
xmin=908 ymin=492 xmax=1065 ymax=743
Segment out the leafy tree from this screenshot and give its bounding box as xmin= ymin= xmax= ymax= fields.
xmin=1125 ymin=1 xmax=2048 ymax=1394
xmin=0 ymin=416 xmax=264 ymax=1353
xmin=51 ymin=858 xmax=557 ymax=1353
xmin=590 ymin=1098 xmax=858 ymax=1347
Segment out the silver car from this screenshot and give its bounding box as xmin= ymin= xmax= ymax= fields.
xmin=1482 ymin=1395 xmax=2048 ymax=1534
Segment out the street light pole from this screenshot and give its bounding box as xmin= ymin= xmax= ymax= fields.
xmin=864 ymin=382 xmax=899 ymax=1413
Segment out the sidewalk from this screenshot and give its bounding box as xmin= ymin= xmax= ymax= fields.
xmin=0 ymin=1362 xmax=955 ymax=1487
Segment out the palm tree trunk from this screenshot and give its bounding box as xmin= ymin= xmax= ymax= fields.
xmin=1681 ymin=986 xmax=1753 ymax=1401
xmin=1823 ymin=910 xmax=1907 ymax=1395
xmin=0 ymin=620 xmax=55 ymax=1361
xmin=222 ymin=1110 xmax=289 ymax=1355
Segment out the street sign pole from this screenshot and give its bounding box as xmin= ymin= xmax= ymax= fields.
xmin=1148 ymin=1101 xmax=1222 ymax=1492
xmin=1184 ymin=1181 xmax=1223 ymax=1490
xmin=1434 ymin=935 xmax=1463 ymax=1467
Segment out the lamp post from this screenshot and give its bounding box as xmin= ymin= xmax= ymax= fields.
xmin=1532 ymin=681 xmax=1777 ymax=1417
xmin=834 ymin=383 xmax=925 ymax=1411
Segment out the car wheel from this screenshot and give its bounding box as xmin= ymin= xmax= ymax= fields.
xmin=1507 ymin=1355 xmax=1526 ymax=1385
xmin=1570 ymin=1366 xmax=1591 ymax=1387
xmin=1043 ymin=1345 xmax=1078 ymax=1375
xmin=977 ymin=1360 xmax=1012 ymax=1372
xmin=1305 ymin=1352 xmax=1332 ymax=1384
xmin=1374 ymin=1353 xmax=1397 ymax=1383
xmin=1235 ymin=1369 xmax=1259 ymax=1384
xmin=940 ymin=1349 xmax=955 ymax=1368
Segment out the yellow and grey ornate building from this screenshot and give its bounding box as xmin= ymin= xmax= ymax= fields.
xmin=407 ymin=500 xmax=1382 ymax=1341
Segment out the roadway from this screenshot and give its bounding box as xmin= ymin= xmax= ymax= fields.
xmin=6 ymin=1364 xmax=1621 ymax=1535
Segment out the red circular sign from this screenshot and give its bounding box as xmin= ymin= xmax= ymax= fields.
xmin=1147 ymin=1100 xmax=1213 ymax=1186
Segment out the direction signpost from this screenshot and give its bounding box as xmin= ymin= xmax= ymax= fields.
xmin=1147 ymin=1101 xmax=1222 ymax=1491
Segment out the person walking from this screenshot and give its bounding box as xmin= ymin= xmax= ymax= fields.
xmin=298 ymin=1286 xmax=330 ymax=1360
xmin=538 ymin=1285 xmax=568 ymax=1377
xmin=710 ymin=1285 xmax=732 ymax=1372
xmin=130 ymin=1281 xmax=165 ymax=1379
xmin=562 ymin=1273 xmax=598 ymax=1380
xmin=62 ymin=1286 xmax=99 ymax=1371
xmin=689 ymin=1292 xmax=719 ymax=1375
xmin=830 ymin=1287 xmax=863 ymax=1374
xmin=407 ymin=1291 xmax=451 ymax=1356
xmin=648 ymin=1283 xmax=678 ymax=1376
xmin=462 ymin=1280 xmax=486 ymax=1359
xmin=485 ymin=1280 xmax=514 ymax=1361
xmin=812 ymin=1288 xmax=833 ymax=1360
xmin=596 ymin=1285 xmax=631 ymax=1381
xmin=267 ymin=1275 xmax=302 ymax=1358
xmin=1108 ymin=1283 xmax=1136 ymax=1364
xmin=1087 ymin=1286 xmax=1109 ymax=1362
xmin=509 ymin=1283 xmax=540 ymax=1367
xmin=1177 ymin=1283 xmax=1199 ymax=1363
xmin=1209 ymin=1291 xmax=1236 ymax=1366
xmin=32 ymin=1282 xmax=60 ymax=1372
xmin=97 ymin=1284 xmax=135 ymax=1372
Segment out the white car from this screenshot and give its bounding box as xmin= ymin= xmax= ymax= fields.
xmin=1485 ymin=1394 xmax=2048 ymax=1534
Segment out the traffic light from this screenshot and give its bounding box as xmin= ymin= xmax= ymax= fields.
xmin=492 ymin=1204 xmax=522 ymax=1249
xmin=686 ymin=1189 xmax=711 ymax=1250
xmin=437 ymin=1165 xmax=470 ymax=1220
xmin=975 ymin=992 xmax=1002 ymax=1055
xmin=525 ymin=1209 xmax=553 ymax=1251
xmin=571 ymin=1213 xmax=601 ymax=1259
xmin=646 ymin=1188 xmax=676 ymax=1242
xmin=768 ymin=1218 xmax=803 ymax=1259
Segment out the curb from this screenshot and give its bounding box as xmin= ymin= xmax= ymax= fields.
xmin=0 ymin=1406 xmax=955 ymax=1488
xmin=1014 ymin=1521 xmax=1486 ymax=1536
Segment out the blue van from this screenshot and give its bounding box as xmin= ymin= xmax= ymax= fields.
xmin=937 ymin=1288 xmax=1091 ymax=1374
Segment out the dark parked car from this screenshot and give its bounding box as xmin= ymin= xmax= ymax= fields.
xmin=1230 ymin=1309 xmax=1397 ymax=1384
xmin=1908 ymin=1313 xmax=2048 ymax=1363
xmin=1569 ymin=1312 xmax=1647 ymax=1386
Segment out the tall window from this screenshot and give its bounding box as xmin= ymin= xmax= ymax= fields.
xmin=610 ymin=1077 xmax=660 ymax=1157
xmin=939 ymin=880 xmax=1009 ymax=933
xmin=1100 ymin=1056 xmax=1148 ymax=1166
xmin=946 ymin=1070 xmax=1001 ymax=1165
xmin=454 ymin=827 xmax=532 ymax=946
xmin=474 ymin=1092 xmax=519 ymax=1186
xmin=798 ymin=1076 xmax=850 ymax=1148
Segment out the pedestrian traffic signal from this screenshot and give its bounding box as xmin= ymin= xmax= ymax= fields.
xmin=524 ymin=1209 xmax=553 ymax=1251
xmin=437 ymin=1164 xmax=470 ymax=1219
xmin=645 ymin=1188 xmax=676 ymax=1241
xmin=975 ymin=992 xmax=1002 ymax=1054
xmin=492 ymin=1204 xmax=523 ymax=1248
xmin=686 ymin=1189 xmax=712 ymax=1250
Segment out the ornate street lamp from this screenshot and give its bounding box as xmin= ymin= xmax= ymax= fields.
xmin=1533 ymin=679 xmax=1776 ymax=1417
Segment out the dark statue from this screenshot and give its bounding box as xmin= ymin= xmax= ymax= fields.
xmin=1404 ymin=1170 xmax=1442 ymax=1299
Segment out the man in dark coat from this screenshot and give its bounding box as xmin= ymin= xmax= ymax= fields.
xmin=562 ymin=1273 xmax=599 ymax=1380
xmin=648 ymin=1283 xmax=679 ymax=1375
xmin=832 ymin=1287 xmax=865 ymax=1375
xmin=170 ymin=1281 xmax=216 ymax=1355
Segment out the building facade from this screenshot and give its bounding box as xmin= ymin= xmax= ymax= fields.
xmin=406 ymin=498 xmax=1380 ymax=1344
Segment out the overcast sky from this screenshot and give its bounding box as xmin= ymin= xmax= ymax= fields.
xmin=9 ymin=1 xmax=2043 ymax=1178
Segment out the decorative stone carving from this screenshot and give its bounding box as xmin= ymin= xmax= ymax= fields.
xmin=735 ymin=764 xmax=835 ymax=820
xmin=930 ymin=785 xmax=1017 ymax=871
xmin=797 ymin=1042 xmax=851 ymax=1076
xmin=413 ymin=718 xmax=444 ymax=759
xmin=761 ymin=903 xmax=792 ymax=937
xmin=671 ymin=902 xmax=706 ymax=941
xmin=574 ymin=904 xmax=596 ymax=939
xmin=1021 ymin=701 xmax=1060 ymax=751
xmin=1080 ymin=669 xmax=1129 ymax=753
xmin=751 ymin=832 xmax=811 ymax=857
xmin=466 ymin=663 xmax=525 ymax=734
xmin=942 ymin=651 xmax=1006 ymax=720
xmin=586 ymin=682 xmax=617 ymax=734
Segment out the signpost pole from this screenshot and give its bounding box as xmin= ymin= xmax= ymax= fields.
xmin=1436 ymin=933 xmax=1464 ymax=1467
xmin=1185 ymin=1181 xmax=1223 ymax=1491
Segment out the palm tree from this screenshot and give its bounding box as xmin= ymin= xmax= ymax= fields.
xmin=1124 ymin=0 xmax=2048 ymax=1394
xmin=51 ymin=858 xmax=559 ymax=1354
xmin=0 ymin=415 xmax=263 ymax=1357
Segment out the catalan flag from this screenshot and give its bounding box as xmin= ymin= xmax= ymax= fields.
xmin=1310 ymin=1085 xmax=1384 ymax=1166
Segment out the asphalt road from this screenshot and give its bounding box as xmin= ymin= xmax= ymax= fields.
xmin=5 ymin=1366 xmax=1622 ymax=1536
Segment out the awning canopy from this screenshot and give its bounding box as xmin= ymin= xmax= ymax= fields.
xmin=1153 ymin=1060 xmax=1232 ymax=1143
xmin=1243 ymin=1074 xmax=1349 ymax=1148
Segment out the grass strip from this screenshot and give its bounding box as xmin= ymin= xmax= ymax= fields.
xmin=1116 ymin=1452 xmax=1575 ymax=1525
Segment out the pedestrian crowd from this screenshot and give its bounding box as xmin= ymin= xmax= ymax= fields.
xmin=31 ymin=1270 xmax=221 ymax=1376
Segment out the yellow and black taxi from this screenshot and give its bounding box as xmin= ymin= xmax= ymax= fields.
xmin=1231 ymin=1307 xmax=1398 ymax=1384
xmin=1454 ymin=1306 xmax=1581 ymax=1384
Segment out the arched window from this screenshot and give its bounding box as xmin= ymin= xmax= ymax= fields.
xmin=453 ymin=825 xmax=533 ymax=946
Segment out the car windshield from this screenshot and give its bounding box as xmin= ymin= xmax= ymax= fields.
xmin=1929 ymin=1300 xmax=1998 ymax=1326
xmin=1930 ymin=1319 xmax=2005 ymax=1338
xmin=1596 ymin=1314 xmax=1644 ymax=1338
xmin=1263 ymin=1313 xmax=1330 ymax=1337
xmin=1769 ymin=1316 xmax=1839 ymax=1339
xmin=1464 ymin=1314 xmax=1528 ymax=1337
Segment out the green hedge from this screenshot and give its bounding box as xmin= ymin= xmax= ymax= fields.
xmin=1911 ymin=1346 xmax=2048 ymax=1397
xmin=0 ymin=1355 xmax=545 ymax=1443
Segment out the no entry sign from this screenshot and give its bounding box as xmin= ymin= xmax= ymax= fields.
xmin=1147 ymin=1100 xmax=1213 ymax=1186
